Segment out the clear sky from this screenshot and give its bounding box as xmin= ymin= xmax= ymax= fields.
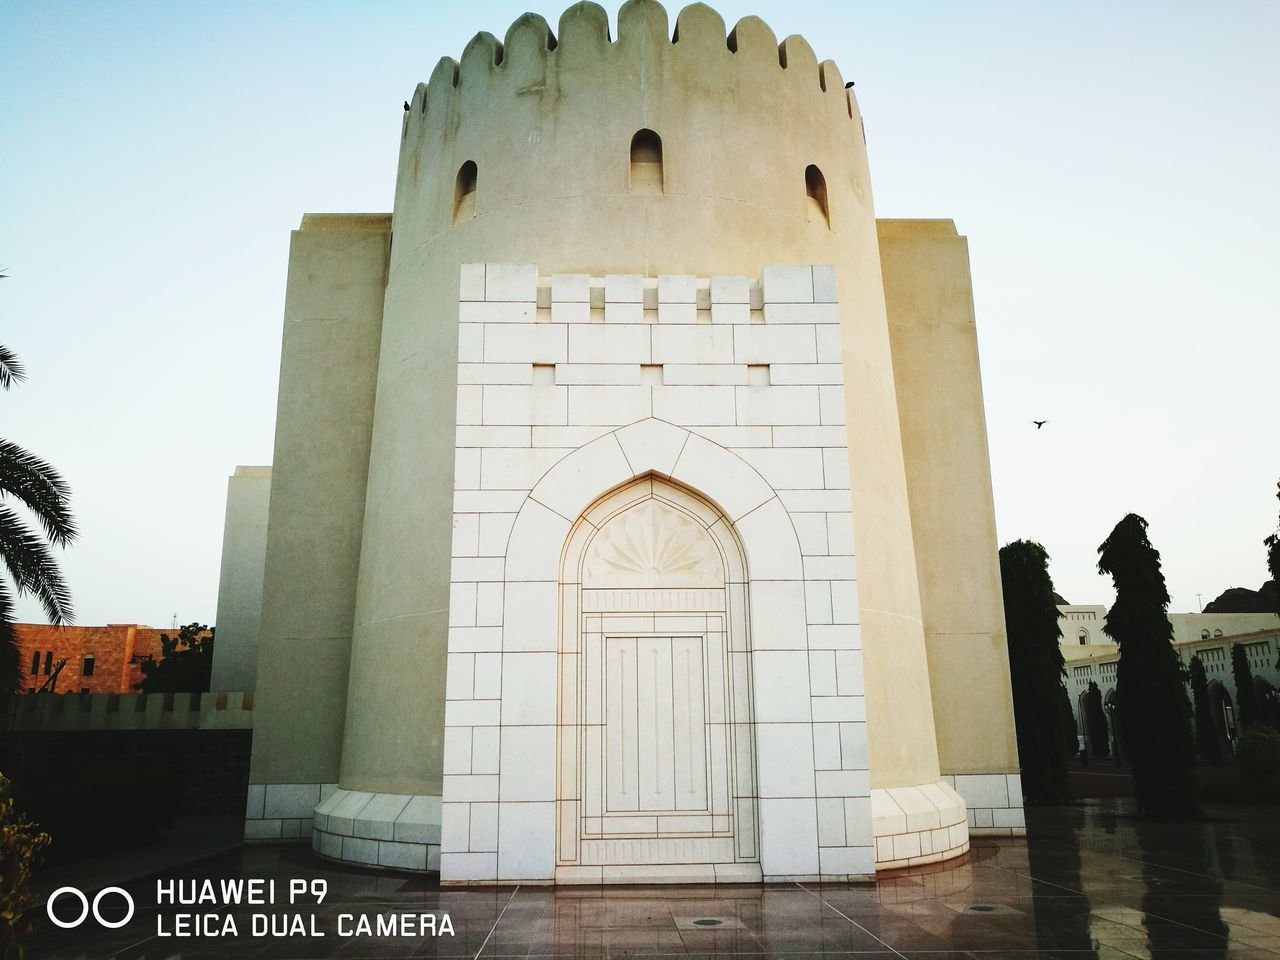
xmin=2 ymin=0 xmax=1277 ymax=628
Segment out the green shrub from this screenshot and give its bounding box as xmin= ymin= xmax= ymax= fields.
xmin=1 ymin=773 xmax=51 ymax=959
xmin=1236 ymin=726 xmax=1280 ymax=801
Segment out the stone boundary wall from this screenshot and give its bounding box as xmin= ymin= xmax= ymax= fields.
xmin=1 ymin=729 xmax=252 ymax=827
xmin=8 ymin=691 xmax=254 ymax=732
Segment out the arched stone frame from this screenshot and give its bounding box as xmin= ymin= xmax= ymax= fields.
xmin=556 ymin=475 xmax=759 ymax=879
xmin=496 ymin=418 xmax=821 ymax=881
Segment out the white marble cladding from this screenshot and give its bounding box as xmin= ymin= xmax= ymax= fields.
xmin=870 ymin=781 xmax=970 ymax=872
xmin=244 ymin=782 xmax=335 ymax=843
xmin=944 ymin=773 xmax=1026 ymax=836
xmin=311 ymin=788 xmax=443 ymax=872
xmin=443 ymin=264 xmax=871 ymax=885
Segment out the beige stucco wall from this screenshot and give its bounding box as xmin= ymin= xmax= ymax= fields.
xmin=1169 ymin=611 xmax=1280 ymax=643
xmin=210 ymin=465 xmax=272 ymax=692
xmin=248 ymin=215 xmax=388 ymax=788
xmin=335 ymin=0 xmax=940 ymax=797
xmin=880 ymin=219 xmax=1019 ymax=777
xmin=1062 ymin=604 xmax=1280 ymax=649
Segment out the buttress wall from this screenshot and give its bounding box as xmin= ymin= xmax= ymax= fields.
xmin=247 ymin=215 xmax=388 ymax=818
xmin=339 ymin=0 xmax=942 ymax=804
xmin=880 ymin=219 xmax=1024 ymax=834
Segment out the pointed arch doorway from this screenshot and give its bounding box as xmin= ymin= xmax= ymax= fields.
xmin=555 ymin=475 xmax=761 ymax=881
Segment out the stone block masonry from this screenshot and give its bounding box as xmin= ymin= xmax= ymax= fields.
xmin=439 ymin=263 xmax=877 ymax=885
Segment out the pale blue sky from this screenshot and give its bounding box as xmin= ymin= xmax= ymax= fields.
xmin=2 ymin=1 xmax=1277 ymax=627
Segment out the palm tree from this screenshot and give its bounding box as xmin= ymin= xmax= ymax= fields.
xmin=1 ymin=340 xmax=77 ymax=696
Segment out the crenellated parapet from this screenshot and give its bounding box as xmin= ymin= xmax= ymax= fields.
xmin=388 ymin=0 xmax=871 ymax=270
xmin=12 ymin=690 xmax=255 ymax=731
xmin=401 ymin=2 xmax=855 ymax=135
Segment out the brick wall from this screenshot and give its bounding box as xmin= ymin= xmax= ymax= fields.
xmin=13 ymin=623 xmax=210 ymax=694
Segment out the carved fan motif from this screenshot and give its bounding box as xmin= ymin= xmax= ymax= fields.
xmin=582 ymin=500 xmax=723 ymax=588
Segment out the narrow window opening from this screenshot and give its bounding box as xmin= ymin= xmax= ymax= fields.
xmin=453 ymin=161 xmax=478 ymax=223
xmin=805 ymin=164 xmax=829 ymax=226
xmin=83 ymin=654 xmax=96 ymax=677
xmin=31 ymin=651 xmax=40 ymax=675
xmin=44 ymin=651 xmax=52 ymax=675
xmin=630 ymin=129 xmax=663 ymax=194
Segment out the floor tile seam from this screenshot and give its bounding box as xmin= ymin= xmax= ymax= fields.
xmin=795 ymin=881 xmax=911 ymax=960
xmin=471 ymin=956 xmax=871 ymax=959
xmin=977 ymin=853 xmax=1235 ymax=945
xmin=312 ymin=898 xmax=516 ymax=905
xmin=84 ymin=929 xmax=157 ymax=960
xmin=474 ymin=883 xmax=522 ymax=960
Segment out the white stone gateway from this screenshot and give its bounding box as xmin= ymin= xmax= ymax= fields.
xmin=435 ymin=263 xmax=874 ymax=883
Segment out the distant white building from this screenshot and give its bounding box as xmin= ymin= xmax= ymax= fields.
xmin=1060 ymin=605 xmax=1280 ymax=757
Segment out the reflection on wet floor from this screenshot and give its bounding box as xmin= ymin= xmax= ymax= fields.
xmin=27 ymin=798 xmax=1280 ymax=959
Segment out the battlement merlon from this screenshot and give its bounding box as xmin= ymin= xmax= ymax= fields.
xmin=402 ymin=2 xmax=859 ymax=138
xmin=388 ymin=1 xmax=871 ymax=260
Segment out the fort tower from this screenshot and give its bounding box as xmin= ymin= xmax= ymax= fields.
xmin=238 ymin=0 xmax=1022 ymax=882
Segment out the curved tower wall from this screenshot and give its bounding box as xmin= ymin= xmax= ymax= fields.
xmin=338 ymin=0 xmax=939 ymax=809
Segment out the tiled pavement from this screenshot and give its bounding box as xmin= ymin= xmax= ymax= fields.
xmin=27 ymin=799 xmax=1280 ymax=959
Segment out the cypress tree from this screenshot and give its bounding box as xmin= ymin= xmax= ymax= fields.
xmin=1085 ymin=680 xmax=1110 ymax=756
xmin=1189 ymin=654 xmax=1221 ymax=763
xmin=999 ymin=540 xmax=1071 ymax=803
xmin=1232 ymin=643 xmax=1260 ymax=730
xmin=1097 ymin=514 xmax=1200 ymax=818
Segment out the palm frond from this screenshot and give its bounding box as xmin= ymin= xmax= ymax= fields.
xmin=0 ymin=505 xmax=74 ymax=625
xmin=0 ymin=439 xmax=77 ymax=545
xmin=0 ymin=344 xmax=26 ymax=390
xmin=0 ymin=579 xmax=19 ymax=696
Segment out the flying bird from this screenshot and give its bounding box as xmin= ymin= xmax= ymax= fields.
xmin=844 ymin=81 xmax=855 ymax=89
xmin=1032 ymin=420 xmax=1047 ymax=429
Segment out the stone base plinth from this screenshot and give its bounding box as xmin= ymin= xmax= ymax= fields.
xmin=872 ymin=780 xmax=970 ymax=871
xmin=311 ymin=788 xmax=442 ymax=872
xmin=945 ymin=773 xmax=1026 ymax=836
